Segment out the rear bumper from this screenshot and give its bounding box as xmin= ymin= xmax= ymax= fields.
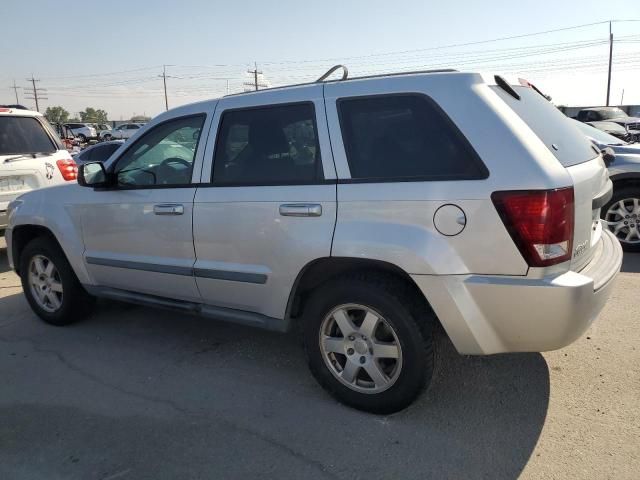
xmin=412 ymin=229 xmax=623 ymax=355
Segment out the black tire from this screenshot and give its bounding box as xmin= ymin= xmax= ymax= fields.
xmin=103 ymin=134 xmax=112 ymax=141
xmin=601 ymin=185 xmax=640 ymax=252
xmin=302 ymin=273 xmax=434 ymax=414
xmin=19 ymin=236 xmax=95 ymax=326
xmin=77 ymin=134 xmax=87 ymax=143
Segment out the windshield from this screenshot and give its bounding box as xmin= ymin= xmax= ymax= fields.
xmin=598 ymin=108 xmax=628 ymax=120
xmin=571 ymin=119 xmax=626 ymax=145
xmin=0 ymin=116 xmax=57 ymax=155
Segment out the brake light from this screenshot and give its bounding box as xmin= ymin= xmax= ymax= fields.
xmin=56 ymin=158 xmax=78 ymax=181
xmin=492 ymin=187 xmax=574 ymax=267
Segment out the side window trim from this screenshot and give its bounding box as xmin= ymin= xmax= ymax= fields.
xmin=335 ymin=92 xmax=489 ymax=183
xmin=206 ymin=101 xmax=327 ymax=187
xmin=109 ymin=113 xmax=207 ymax=190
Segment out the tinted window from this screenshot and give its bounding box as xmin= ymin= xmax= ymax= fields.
xmin=0 ymin=116 xmax=56 ymax=155
xmin=114 ymin=115 xmax=205 ymax=187
xmin=338 ymin=95 xmax=486 ymax=180
xmin=130 ymin=125 xmax=140 ymax=130
xmin=213 ymin=103 xmax=321 ymax=184
xmin=493 ymin=86 xmax=597 ymax=167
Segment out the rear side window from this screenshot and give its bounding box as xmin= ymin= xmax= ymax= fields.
xmin=0 ymin=116 xmax=56 ymax=155
xmin=212 ymin=103 xmax=322 ymax=185
xmin=492 ymin=86 xmax=597 ymax=167
xmin=337 ymin=94 xmax=487 ymax=181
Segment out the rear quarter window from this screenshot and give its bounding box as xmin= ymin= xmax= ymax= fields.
xmin=337 ymin=94 xmax=488 ymax=181
xmin=491 ymin=86 xmax=597 ymax=167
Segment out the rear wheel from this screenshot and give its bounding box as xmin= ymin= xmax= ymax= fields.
xmin=602 ymin=186 xmax=640 ymax=252
xmin=103 ymin=134 xmax=112 ymax=141
xmin=302 ymin=275 xmax=434 ymax=414
xmin=77 ymin=133 xmax=87 ymax=143
xmin=19 ymin=237 xmax=95 ymax=326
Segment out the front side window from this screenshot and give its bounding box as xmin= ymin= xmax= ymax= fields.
xmin=113 ymin=115 xmax=205 ymax=187
xmin=0 ymin=116 xmax=57 ymax=155
xmin=212 ymin=103 xmax=322 ymax=185
xmin=338 ymin=94 xmax=487 ymax=181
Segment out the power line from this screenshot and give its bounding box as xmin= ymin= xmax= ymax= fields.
xmin=8 ymin=79 xmax=20 ymax=103
xmin=259 ymin=19 xmax=640 ymax=66
xmin=24 ymin=76 xmax=47 ymax=112
xmin=244 ymin=62 xmax=268 ymax=91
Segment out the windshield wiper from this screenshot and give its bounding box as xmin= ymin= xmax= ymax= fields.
xmin=3 ymin=152 xmax=51 ymax=164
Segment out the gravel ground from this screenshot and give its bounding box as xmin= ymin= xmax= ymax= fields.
xmin=0 ymin=238 xmax=638 ymax=480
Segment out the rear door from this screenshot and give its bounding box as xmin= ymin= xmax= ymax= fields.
xmin=193 ymin=84 xmax=337 ymax=322
xmin=492 ymin=84 xmax=609 ymax=270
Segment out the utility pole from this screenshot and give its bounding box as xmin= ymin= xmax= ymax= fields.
xmin=160 ymin=65 xmax=169 ymax=111
xmin=606 ymin=21 xmax=613 ymax=106
xmin=244 ymin=62 xmax=268 ymax=91
xmin=9 ymin=80 xmax=20 ymax=104
xmin=24 ymin=76 xmax=47 ymax=112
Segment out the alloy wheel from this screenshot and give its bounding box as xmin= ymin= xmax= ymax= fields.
xmin=605 ymin=198 xmax=640 ymax=245
xmin=318 ymin=304 xmax=403 ymax=394
xmin=28 ymin=254 xmax=63 ymax=313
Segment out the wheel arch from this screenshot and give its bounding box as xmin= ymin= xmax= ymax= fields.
xmin=11 ymin=224 xmax=62 ymax=275
xmin=285 ymin=257 xmax=438 ymax=328
xmin=609 ymin=173 xmax=640 ymax=191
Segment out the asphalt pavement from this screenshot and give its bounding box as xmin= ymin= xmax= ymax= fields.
xmin=0 ymin=239 xmax=638 ymax=480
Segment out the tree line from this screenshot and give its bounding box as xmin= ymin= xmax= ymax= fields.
xmin=44 ymin=105 xmax=150 ymax=124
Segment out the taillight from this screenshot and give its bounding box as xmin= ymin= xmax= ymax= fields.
xmin=492 ymin=187 xmax=574 ymax=267
xmin=56 ymin=158 xmax=78 ymax=181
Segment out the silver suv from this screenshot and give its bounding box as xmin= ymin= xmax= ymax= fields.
xmin=5 ymin=71 xmax=622 ymax=413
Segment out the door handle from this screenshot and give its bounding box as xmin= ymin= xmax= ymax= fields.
xmin=279 ymin=204 xmax=322 ymax=217
xmin=153 ymin=203 xmax=184 ymax=215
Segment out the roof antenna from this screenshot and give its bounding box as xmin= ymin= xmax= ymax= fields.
xmin=316 ymin=65 xmax=349 ymax=83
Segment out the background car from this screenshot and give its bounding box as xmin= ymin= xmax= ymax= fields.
xmin=100 ymin=123 xmax=143 ymax=141
xmin=585 ymin=120 xmax=634 ymax=143
xmin=573 ymin=118 xmax=640 ymax=252
xmin=576 ymin=107 xmax=640 ymax=140
xmin=0 ymin=106 xmax=78 ymax=233
xmin=64 ymin=123 xmax=97 ymax=143
xmin=73 ymin=140 xmax=124 ymax=164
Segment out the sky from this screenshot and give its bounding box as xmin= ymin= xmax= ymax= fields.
xmin=0 ymin=0 xmax=638 ymax=120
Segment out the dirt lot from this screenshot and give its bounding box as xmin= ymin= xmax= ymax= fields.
xmin=0 ymin=238 xmax=638 ymax=480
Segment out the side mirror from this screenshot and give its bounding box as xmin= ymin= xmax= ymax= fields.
xmin=601 ymin=147 xmax=615 ymax=167
xmin=78 ymin=161 xmax=109 ymax=188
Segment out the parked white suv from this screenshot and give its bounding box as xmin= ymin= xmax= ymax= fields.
xmin=64 ymin=123 xmax=97 ymax=143
xmin=5 ymin=71 xmax=622 ymax=413
xmin=0 ymin=107 xmax=78 ymax=233
xmin=99 ymin=123 xmax=143 ymax=141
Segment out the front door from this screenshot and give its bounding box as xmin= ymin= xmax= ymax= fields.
xmin=193 ymin=85 xmax=337 ymax=322
xmin=81 ymin=112 xmax=211 ymax=301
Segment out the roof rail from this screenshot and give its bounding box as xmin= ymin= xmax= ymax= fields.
xmin=224 ymin=67 xmax=459 ymax=97
xmin=316 ymin=65 xmax=349 ymax=83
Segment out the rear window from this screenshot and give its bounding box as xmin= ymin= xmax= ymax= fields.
xmin=337 ymin=94 xmax=487 ymax=181
xmin=0 ymin=116 xmax=57 ymax=155
xmin=492 ymin=86 xmax=597 ymax=167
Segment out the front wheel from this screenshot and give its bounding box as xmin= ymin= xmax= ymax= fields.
xmin=19 ymin=237 xmax=95 ymax=326
xmin=602 ymin=186 xmax=640 ymax=252
xmin=302 ymin=275 xmax=434 ymax=414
